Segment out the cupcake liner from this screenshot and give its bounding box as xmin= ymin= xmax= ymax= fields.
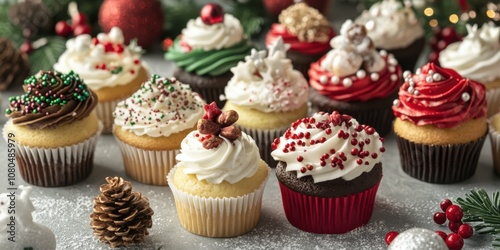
xmin=237 ymin=126 xmax=288 ymax=168
xmin=115 ymin=137 xmax=179 ymax=186
xmin=488 ymin=114 xmax=500 ymax=175
xmin=278 ymin=181 xmax=380 ymax=234
xmin=4 ymin=122 xmax=103 ymax=187
xmin=396 ymin=133 xmax=487 ymax=184
xmin=167 ymin=166 xmax=270 ymax=237
xmin=189 ymin=85 xmax=226 ymax=109
xmin=486 ymin=88 xmax=500 ymax=118
xmin=96 ymin=99 xmax=123 ymax=134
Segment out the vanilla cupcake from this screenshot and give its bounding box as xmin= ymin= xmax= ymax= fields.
xmin=167 ymin=103 xmax=270 ymax=237
xmin=54 ymin=27 xmax=149 ymax=133
xmin=439 ymin=23 xmax=500 ymax=117
xmin=113 ymin=75 xmax=205 ymax=186
xmin=223 ymin=37 xmax=309 ymax=167
xmin=3 ymin=71 xmax=101 ymax=187
xmin=488 ymin=111 xmax=500 ymax=175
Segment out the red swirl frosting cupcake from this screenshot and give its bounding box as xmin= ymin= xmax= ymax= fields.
xmin=265 ymin=2 xmax=335 ymax=78
xmin=392 ymin=63 xmax=487 ymax=184
xmin=308 ymin=20 xmax=402 ymax=136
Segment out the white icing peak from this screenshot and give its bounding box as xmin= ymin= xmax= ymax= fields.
xmin=113 ymin=75 xmax=205 ymax=137
xmin=0 ymin=186 xmax=56 ymax=250
xmin=181 ymin=14 xmax=245 ymax=51
xmin=224 ymin=37 xmax=308 ymax=112
xmin=271 ymin=112 xmax=385 ymax=183
xmin=355 ymin=0 xmax=424 ymax=50
xmin=439 ymin=23 xmax=500 ymax=83
xmin=321 ymin=20 xmax=386 ymax=78
xmin=54 ymin=27 xmax=145 ymax=90
xmin=176 ymin=131 xmax=260 ymax=184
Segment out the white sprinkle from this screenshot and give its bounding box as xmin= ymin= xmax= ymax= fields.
xmin=407 ymin=86 xmax=414 ymax=94
xmin=432 ymin=73 xmax=442 ymax=81
xmin=370 ymin=73 xmax=379 ymax=81
xmin=320 ymin=75 xmax=328 ymax=84
xmin=343 ymin=78 xmax=353 ymax=87
xmin=428 ymin=70 xmax=434 ymax=75
xmin=414 ymin=90 xmax=419 ymax=95
xmin=409 ymin=79 xmax=415 ymax=87
xmin=403 ymin=70 xmax=412 ymax=79
xmin=425 ymin=76 xmax=433 ymax=83
xmin=356 ymin=70 xmax=367 ymax=79
xmin=462 ymin=92 xmax=470 ymax=102
xmin=391 ymin=74 xmax=398 ymax=81
xmin=389 ymin=58 xmax=398 ymax=66
xmin=393 ymin=99 xmax=400 ymax=106
xmin=389 ymin=66 xmax=396 ymax=73
xmin=416 ymin=68 xmax=421 ymax=75
xmin=380 ymin=50 xmax=388 ymax=57
xmin=331 ymin=76 xmax=340 ymax=85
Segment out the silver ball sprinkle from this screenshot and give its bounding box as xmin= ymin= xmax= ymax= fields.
xmin=356 ymin=70 xmax=367 ymax=79
xmin=408 ymin=86 xmax=414 ymax=94
xmin=380 ymin=50 xmax=388 ymax=57
xmin=425 ymin=76 xmax=433 ymax=83
xmin=409 ymin=79 xmax=415 ymax=87
xmin=414 ymin=90 xmax=420 ymax=96
xmin=415 ymin=68 xmax=421 ymax=75
xmin=331 ymin=76 xmax=340 ymax=85
xmin=462 ymin=92 xmax=470 ymax=102
xmin=320 ymin=75 xmax=328 ymax=85
xmin=403 ymin=70 xmax=412 ymax=79
xmin=370 ymin=73 xmax=379 ymax=81
xmin=343 ymin=78 xmax=353 ymax=87
xmin=428 ymin=70 xmax=434 ymax=75
xmin=432 ymin=73 xmax=442 ymax=81
xmin=389 ymin=58 xmax=398 ymax=66
xmin=393 ymin=99 xmax=400 ymax=106
xmin=388 ymin=228 xmax=447 ymax=250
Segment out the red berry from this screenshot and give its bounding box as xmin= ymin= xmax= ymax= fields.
xmin=440 ymin=199 xmax=452 ymax=212
xmin=446 ymin=205 xmax=463 ymax=222
xmin=437 ymin=40 xmax=448 ymax=51
xmin=458 ymin=224 xmax=473 ymax=239
xmin=73 ymin=24 xmax=91 ymax=36
xmin=385 ymin=231 xmax=399 ymax=245
xmin=445 ymin=233 xmax=464 ymax=250
xmin=428 ymin=51 xmax=439 ymax=64
xmin=433 ymin=212 xmax=447 ymax=224
xmin=71 ymin=12 xmax=87 ymax=26
xmin=429 ymin=36 xmax=439 ymax=50
xmin=19 ymin=41 xmax=33 ymax=54
xmin=441 ymin=26 xmax=458 ymax=43
xmin=435 ymin=230 xmax=447 ymax=240
xmin=433 ymin=26 xmax=443 ymax=38
xmin=449 ymin=221 xmax=463 ymax=233
xmin=55 ymin=21 xmax=72 ymax=37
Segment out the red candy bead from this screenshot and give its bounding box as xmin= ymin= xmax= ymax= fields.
xmin=433 ymin=212 xmax=447 ymax=225
xmin=445 ymin=233 xmax=464 ymax=250
xmin=458 ymin=224 xmax=473 ymax=239
xmin=200 ymin=3 xmax=224 ymax=25
xmin=55 ymin=21 xmax=72 ymax=37
xmin=73 ymin=24 xmax=91 ymax=36
xmin=448 ymin=221 xmax=463 ymax=233
xmin=440 ymin=199 xmax=452 ymax=212
xmin=435 ymin=230 xmax=447 ymax=241
xmin=385 ymin=231 xmax=399 ymax=245
xmin=446 ymin=205 xmax=464 ymax=222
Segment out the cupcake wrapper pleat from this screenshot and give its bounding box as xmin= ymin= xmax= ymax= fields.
xmin=116 ymin=137 xmax=179 ymax=186
xmin=167 ymin=166 xmax=270 ymax=237
xmin=396 ymin=133 xmax=486 ymax=184
xmin=96 ymin=99 xmax=123 ymax=134
xmin=486 ymin=88 xmax=500 ymax=118
xmin=237 ymin=126 xmax=288 ymax=168
xmin=278 ymin=181 xmax=380 ymax=234
xmin=5 ymin=122 xmax=102 ymax=187
xmin=488 ymin=115 xmax=500 ymax=175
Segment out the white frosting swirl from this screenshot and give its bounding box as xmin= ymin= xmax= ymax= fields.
xmin=175 ymin=131 xmax=260 ymax=184
xmin=271 ymin=112 xmax=384 ymax=183
xmin=113 ymin=75 xmax=205 ymax=137
xmin=54 ymin=27 xmax=146 ymax=90
xmin=224 ymin=38 xmax=308 ymax=112
xmin=181 ymin=14 xmax=244 ymax=51
xmin=355 ymin=0 xmax=424 ymax=50
xmin=439 ymin=23 xmax=500 ymax=83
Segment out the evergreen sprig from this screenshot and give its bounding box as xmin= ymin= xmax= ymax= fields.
xmin=456 ymin=189 xmax=500 ymax=247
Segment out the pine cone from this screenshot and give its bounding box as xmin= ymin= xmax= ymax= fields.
xmin=0 ymin=38 xmax=30 ymax=91
xmin=90 ymin=177 xmax=154 ymax=248
xmin=8 ymin=0 xmax=52 ymax=32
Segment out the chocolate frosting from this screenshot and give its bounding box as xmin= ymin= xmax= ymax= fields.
xmin=6 ymin=70 xmax=98 ymax=129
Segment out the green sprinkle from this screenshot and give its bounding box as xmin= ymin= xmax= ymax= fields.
xmin=130 ymin=121 xmax=136 ymax=125
xmin=151 ymin=97 xmax=156 ymax=102
xmin=168 ymin=86 xmax=175 ymax=92
xmin=32 ymin=109 xmax=38 ymax=114
xmin=148 ymin=117 xmax=152 ymax=120
xmin=6 ymin=109 xmax=12 ymax=115
xmin=110 ymin=66 xmax=123 ymax=74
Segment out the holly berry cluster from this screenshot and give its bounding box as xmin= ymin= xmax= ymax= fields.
xmin=196 ymin=102 xmax=242 ymax=149
xmin=428 ymin=26 xmax=462 ymax=65
xmin=55 ymin=2 xmax=91 ymax=38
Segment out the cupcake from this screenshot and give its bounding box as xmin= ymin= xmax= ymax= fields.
xmin=113 ymin=75 xmax=205 ymax=186
xmin=54 ymin=27 xmax=149 ymax=133
xmin=392 ymin=63 xmax=487 ymax=184
xmin=355 ymin=0 xmax=425 ymax=72
xmin=265 ymin=2 xmax=335 ymax=78
xmin=223 ymin=37 xmax=309 ymax=167
xmin=488 ymin=111 xmax=500 ymax=175
xmin=308 ymin=20 xmax=402 ymax=136
xmin=439 ymin=23 xmax=500 ymax=117
xmin=167 ymin=103 xmax=270 ymax=237
xmin=165 ymin=3 xmax=252 ymax=108
xmin=2 ymin=71 xmax=101 ymax=187
xmin=271 ymin=111 xmax=385 ymax=234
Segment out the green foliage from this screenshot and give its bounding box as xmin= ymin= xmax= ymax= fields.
xmin=0 ymin=2 xmax=23 ymax=46
xmin=163 ymin=0 xmax=199 ymax=38
xmin=28 ymin=36 xmax=67 ymax=74
xmin=225 ymin=0 xmax=268 ymax=37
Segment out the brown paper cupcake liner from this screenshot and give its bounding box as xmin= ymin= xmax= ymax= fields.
xmin=395 ymin=133 xmax=487 ymax=184
xmin=96 ymin=99 xmax=123 ymax=134
xmin=6 ymin=122 xmax=103 ymax=187
xmin=115 ymin=136 xmax=179 ymax=186
xmin=486 ymin=88 xmax=500 ymax=118
xmin=237 ymin=126 xmax=288 ymax=168
xmin=167 ymin=166 xmax=270 ymax=237
xmin=488 ymin=114 xmax=500 ymax=175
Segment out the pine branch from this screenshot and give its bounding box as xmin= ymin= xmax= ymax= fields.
xmin=456 ymin=189 xmax=500 ymax=247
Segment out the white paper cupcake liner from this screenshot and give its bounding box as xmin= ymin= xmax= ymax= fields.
xmin=96 ymin=99 xmax=123 ymax=134
xmin=488 ymin=114 xmax=500 ymax=175
xmin=486 ymin=88 xmax=500 ymax=118
xmin=115 ymin=137 xmax=179 ymax=186
xmin=237 ymin=126 xmax=288 ymax=168
xmin=167 ymin=165 xmax=270 ymax=237
xmin=3 ymin=122 xmax=103 ymax=187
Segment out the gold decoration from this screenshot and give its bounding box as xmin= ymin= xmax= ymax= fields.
xmin=278 ymin=2 xmax=331 ymax=43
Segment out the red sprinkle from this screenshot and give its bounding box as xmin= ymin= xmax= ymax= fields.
xmin=365 ymin=127 xmax=375 ymax=135
xmin=300 ymin=167 xmax=306 ymax=173
xmin=305 ymin=132 xmax=311 ymax=139
xmin=351 ymin=132 xmax=357 ymax=138
xmin=356 ymin=159 xmax=363 ymax=165
xmin=371 ymin=153 xmax=378 ymax=159
xmin=325 ymin=128 xmax=332 ymax=135
xmin=351 ymin=148 xmax=359 ymax=156
xmin=297 ymin=156 xmax=304 ymax=162
xmin=351 ymin=139 xmax=358 ymax=145
xmin=365 ymin=138 xmax=371 ymax=144
xmin=320 ymin=160 xmax=326 ymax=166
xmin=330 ymin=148 xmax=336 ymax=154
xmin=307 ymin=164 xmax=314 ymax=171
xmin=380 ymin=147 xmax=386 ymax=152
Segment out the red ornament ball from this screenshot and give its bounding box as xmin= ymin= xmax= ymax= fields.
xmin=435 ymin=230 xmax=447 ymax=241
xmin=458 ymin=224 xmax=473 ymax=239
xmin=445 ymin=233 xmax=464 ymax=250
xmin=384 ymin=231 xmax=399 ymax=245
xmin=433 ymin=212 xmax=447 ymax=225
xmin=446 ymin=205 xmax=464 ymax=222
xmin=440 ymin=199 xmax=452 ymax=212
xmin=200 ymin=3 xmax=224 ymax=25
xmin=99 ymin=0 xmax=164 ymax=48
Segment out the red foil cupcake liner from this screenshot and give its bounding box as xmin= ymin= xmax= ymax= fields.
xmin=395 ymin=133 xmax=487 ymax=184
xmin=278 ymin=181 xmax=380 ymax=234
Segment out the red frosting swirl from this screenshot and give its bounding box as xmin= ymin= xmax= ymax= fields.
xmin=308 ymin=55 xmax=402 ymax=102
xmin=392 ymin=63 xmax=486 ymax=128
xmin=265 ymin=24 xmax=334 ymax=55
